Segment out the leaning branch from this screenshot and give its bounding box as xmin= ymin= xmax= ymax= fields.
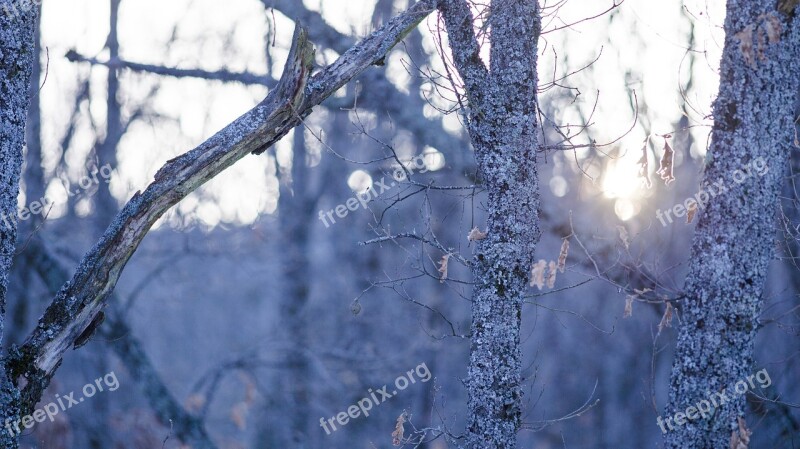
xmin=8 ymin=0 xmax=437 ymax=409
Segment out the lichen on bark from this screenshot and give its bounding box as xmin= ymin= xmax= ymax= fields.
xmin=0 ymin=1 xmax=39 ymax=447
xmin=439 ymin=0 xmax=542 ymax=447
xmin=664 ymin=3 xmax=800 ymax=448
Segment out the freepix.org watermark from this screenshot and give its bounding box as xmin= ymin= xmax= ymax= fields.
xmin=4 ymin=370 xmax=120 ymax=437
xmin=0 ymin=164 xmax=114 ymax=230
xmin=656 ymin=368 xmax=771 ymax=433
xmin=656 ymin=157 xmax=769 ymax=226
xmin=319 ymin=362 xmax=432 ymax=435
xmin=317 ymin=155 xmax=432 ymax=228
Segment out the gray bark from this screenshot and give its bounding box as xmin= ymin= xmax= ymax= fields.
xmin=0 ymin=1 xmax=38 ymax=447
xmin=439 ymin=0 xmax=541 ymax=447
xmin=664 ymin=3 xmax=800 ymax=448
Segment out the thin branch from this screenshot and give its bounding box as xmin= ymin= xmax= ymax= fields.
xmin=65 ymin=50 xmax=276 ymax=86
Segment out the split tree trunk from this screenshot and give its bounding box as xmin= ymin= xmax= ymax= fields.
xmin=440 ymin=1 xmax=541 ymax=447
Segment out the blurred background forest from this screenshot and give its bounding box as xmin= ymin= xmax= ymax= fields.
xmin=6 ymin=0 xmax=800 ymax=447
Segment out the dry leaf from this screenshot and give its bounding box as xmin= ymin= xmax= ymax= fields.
xmin=467 ymin=227 xmax=487 ymax=241
xmin=546 ymin=261 xmax=557 ymax=289
xmin=557 ymin=238 xmax=570 ymax=273
xmin=530 ymin=260 xmax=547 ymax=290
xmin=350 ymin=299 xmax=362 ymax=316
xmin=624 ymin=288 xmax=652 ymax=318
xmin=730 ymin=417 xmax=751 ymax=449
xmin=624 ymin=295 xmax=634 ymax=318
xmin=686 ymin=202 xmax=698 ymax=223
xmin=656 ymin=138 xmax=675 ymax=185
xmin=438 ymin=254 xmax=451 ymax=283
xmin=617 ymin=225 xmax=630 ymax=250
xmin=636 ymin=140 xmax=652 ymax=188
xmin=392 ymin=412 xmax=407 ymax=446
xmin=658 ymin=302 xmax=674 ymax=331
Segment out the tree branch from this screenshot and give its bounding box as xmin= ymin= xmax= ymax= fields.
xmin=437 ymin=0 xmax=488 ymax=104
xmin=65 ymin=50 xmax=277 ymax=86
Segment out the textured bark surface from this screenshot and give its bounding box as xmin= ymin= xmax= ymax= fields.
xmin=664 ymin=3 xmax=800 ymax=448
xmin=3 ymin=0 xmax=436 ymax=419
xmin=0 ymin=1 xmax=38 ymax=447
xmin=440 ymin=1 xmax=541 ymax=447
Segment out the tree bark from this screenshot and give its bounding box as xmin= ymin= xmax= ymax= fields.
xmin=439 ymin=1 xmax=541 ymax=447
xmin=664 ymin=3 xmax=800 ymax=448
xmin=0 ymin=1 xmax=39 ymax=447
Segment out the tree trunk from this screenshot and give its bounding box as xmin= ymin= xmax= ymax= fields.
xmin=664 ymin=3 xmax=800 ymax=448
xmin=277 ymin=128 xmax=314 ymax=447
xmin=0 ymin=1 xmax=39 ymax=447
xmin=440 ymin=1 xmax=541 ymax=447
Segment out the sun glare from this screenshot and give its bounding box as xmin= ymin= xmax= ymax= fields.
xmin=600 ymin=158 xmax=648 ymax=221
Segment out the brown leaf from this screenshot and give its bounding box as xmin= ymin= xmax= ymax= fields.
xmin=656 ymin=138 xmax=675 ymax=185
xmin=392 ymin=412 xmax=407 ymax=446
xmin=658 ymin=302 xmax=674 ymax=332
xmin=437 ymin=254 xmax=451 ymax=283
xmin=467 ymin=227 xmax=487 ymax=241
xmin=686 ymin=202 xmax=698 ymax=223
xmin=557 ymin=238 xmax=570 ymax=273
xmin=530 ymin=260 xmax=547 ymax=290
xmin=624 ymin=295 xmax=634 ymax=318
xmin=624 ymin=288 xmax=653 ymax=318
xmin=546 ymin=261 xmax=557 ymax=289
xmin=730 ymin=417 xmax=752 ymax=449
